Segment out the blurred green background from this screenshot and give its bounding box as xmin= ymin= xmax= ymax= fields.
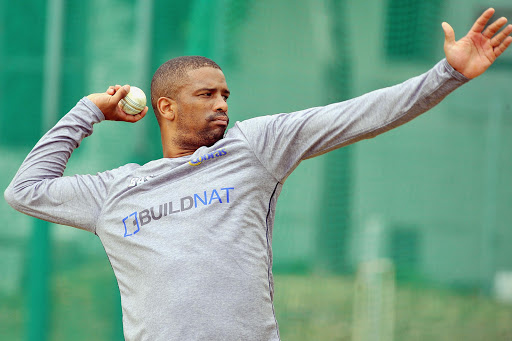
xmin=1 ymin=0 xmax=512 ymax=340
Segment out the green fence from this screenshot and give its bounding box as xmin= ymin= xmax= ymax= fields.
xmin=1 ymin=0 xmax=512 ymax=340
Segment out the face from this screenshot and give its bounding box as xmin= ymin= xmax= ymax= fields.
xmin=173 ymin=67 xmax=230 ymax=149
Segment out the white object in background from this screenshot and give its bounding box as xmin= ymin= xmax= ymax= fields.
xmin=353 ymin=258 xmax=395 ymax=341
xmin=359 ymin=215 xmax=386 ymax=263
xmin=494 ymin=271 xmax=512 ymax=304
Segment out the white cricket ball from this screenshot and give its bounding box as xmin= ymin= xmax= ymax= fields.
xmin=119 ymin=86 xmax=147 ymax=115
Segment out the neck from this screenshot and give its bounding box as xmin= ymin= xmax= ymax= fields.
xmin=161 ymin=129 xmax=204 ymax=158
xmin=161 ymin=135 xmax=198 ymax=158
xmin=160 ymin=124 xmax=221 ymax=158
xmin=163 ymin=146 xmax=197 ymax=158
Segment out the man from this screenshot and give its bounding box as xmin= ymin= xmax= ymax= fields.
xmin=5 ymin=8 xmax=511 ymax=341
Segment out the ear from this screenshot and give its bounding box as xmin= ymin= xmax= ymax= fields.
xmin=157 ymin=97 xmax=177 ymax=121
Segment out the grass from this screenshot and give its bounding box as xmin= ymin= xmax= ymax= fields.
xmin=3 ymin=261 xmax=512 ymax=340
xmin=274 ymin=273 xmax=512 ymax=341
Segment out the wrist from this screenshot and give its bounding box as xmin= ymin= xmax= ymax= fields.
xmin=81 ymin=97 xmax=106 ymax=122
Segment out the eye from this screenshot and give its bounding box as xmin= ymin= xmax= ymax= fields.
xmin=222 ymin=95 xmax=229 ymax=101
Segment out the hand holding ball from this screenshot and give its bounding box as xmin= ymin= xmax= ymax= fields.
xmin=119 ymin=86 xmax=147 ymax=115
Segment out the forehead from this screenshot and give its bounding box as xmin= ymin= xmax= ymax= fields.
xmin=182 ymin=67 xmax=228 ymax=90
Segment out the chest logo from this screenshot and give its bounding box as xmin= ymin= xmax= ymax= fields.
xmin=121 ymin=186 xmax=235 ymax=237
xmin=188 ymin=148 xmax=227 ymax=166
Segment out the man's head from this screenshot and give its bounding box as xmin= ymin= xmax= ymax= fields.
xmin=151 ymin=56 xmax=230 ymax=156
xmin=151 ymin=56 xmax=222 ymax=114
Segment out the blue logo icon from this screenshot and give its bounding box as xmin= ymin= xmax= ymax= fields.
xmin=122 ymin=212 xmax=140 ymax=237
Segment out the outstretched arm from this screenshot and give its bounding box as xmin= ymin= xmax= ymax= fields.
xmin=443 ymin=8 xmax=512 ymax=79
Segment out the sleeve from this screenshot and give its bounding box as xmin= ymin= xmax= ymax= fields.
xmin=3 ymin=97 xmax=129 ymax=233
xmin=236 ymin=59 xmax=469 ymax=182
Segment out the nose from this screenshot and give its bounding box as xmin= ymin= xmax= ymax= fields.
xmin=214 ymin=95 xmax=228 ymax=113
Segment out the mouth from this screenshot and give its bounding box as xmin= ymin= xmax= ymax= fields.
xmin=211 ymin=115 xmax=229 ymax=126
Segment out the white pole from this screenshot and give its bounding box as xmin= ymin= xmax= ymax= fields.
xmin=352 ymin=259 xmax=395 ymax=341
xmin=133 ymin=0 xmax=153 ymax=160
xmin=42 ymin=0 xmax=64 ymax=132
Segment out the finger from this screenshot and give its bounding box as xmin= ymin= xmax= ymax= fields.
xmin=494 ymin=36 xmax=512 ymax=58
xmin=135 ymin=107 xmax=149 ymax=121
xmin=106 ymin=85 xmax=123 ymax=95
xmin=442 ymin=22 xmax=456 ymax=46
xmin=483 ymin=17 xmax=508 ymax=39
xmin=111 ymin=84 xmax=130 ymax=104
xmin=123 ymin=106 xmax=148 ymax=123
xmin=491 ymin=24 xmax=512 ymax=47
xmin=470 ymin=8 xmax=495 ymax=34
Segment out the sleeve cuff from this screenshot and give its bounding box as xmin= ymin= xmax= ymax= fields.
xmin=80 ymin=97 xmax=106 ymax=122
xmin=441 ymin=58 xmax=470 ymax=83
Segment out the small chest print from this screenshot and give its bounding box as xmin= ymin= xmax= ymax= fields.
xmin=128 ymin=175 xmax=155 ymax=188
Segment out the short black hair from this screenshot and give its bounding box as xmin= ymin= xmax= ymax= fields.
xmin=150 ymin=56 xmax=222 ymax=117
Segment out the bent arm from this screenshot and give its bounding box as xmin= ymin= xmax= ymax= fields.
xmin=4 ymin=98 xmax=112 ymax=232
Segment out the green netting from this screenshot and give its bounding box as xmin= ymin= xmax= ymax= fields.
xmin=385 ymin=0 xmax=443 ymax=61
xmin=1 ymin=0 xmax=512 ymax=340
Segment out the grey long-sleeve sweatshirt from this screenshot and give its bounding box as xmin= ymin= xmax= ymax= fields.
xmin=5 ymin=59 xmax=468 ymax=341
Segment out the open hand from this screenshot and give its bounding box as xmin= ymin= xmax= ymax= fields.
xmin=443 ymin=8 xmax=512 ymax=79
xmin=87 ymin=84 xmax=148 ymax=123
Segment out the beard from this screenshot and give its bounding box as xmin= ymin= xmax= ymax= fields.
xmin=175 ymin=112 xmax=228 ymax=149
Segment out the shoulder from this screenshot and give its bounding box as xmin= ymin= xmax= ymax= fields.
xmin=227 ymin=113 xmax=289 ymax=140
xmin=90 ymin=162 xmax=141 ymax=184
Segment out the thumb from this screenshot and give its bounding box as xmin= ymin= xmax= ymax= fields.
xmin=112 ymin=84 xmax=130 ymax=104
xmin=442 ymin=22 xmax=456 ymax=47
